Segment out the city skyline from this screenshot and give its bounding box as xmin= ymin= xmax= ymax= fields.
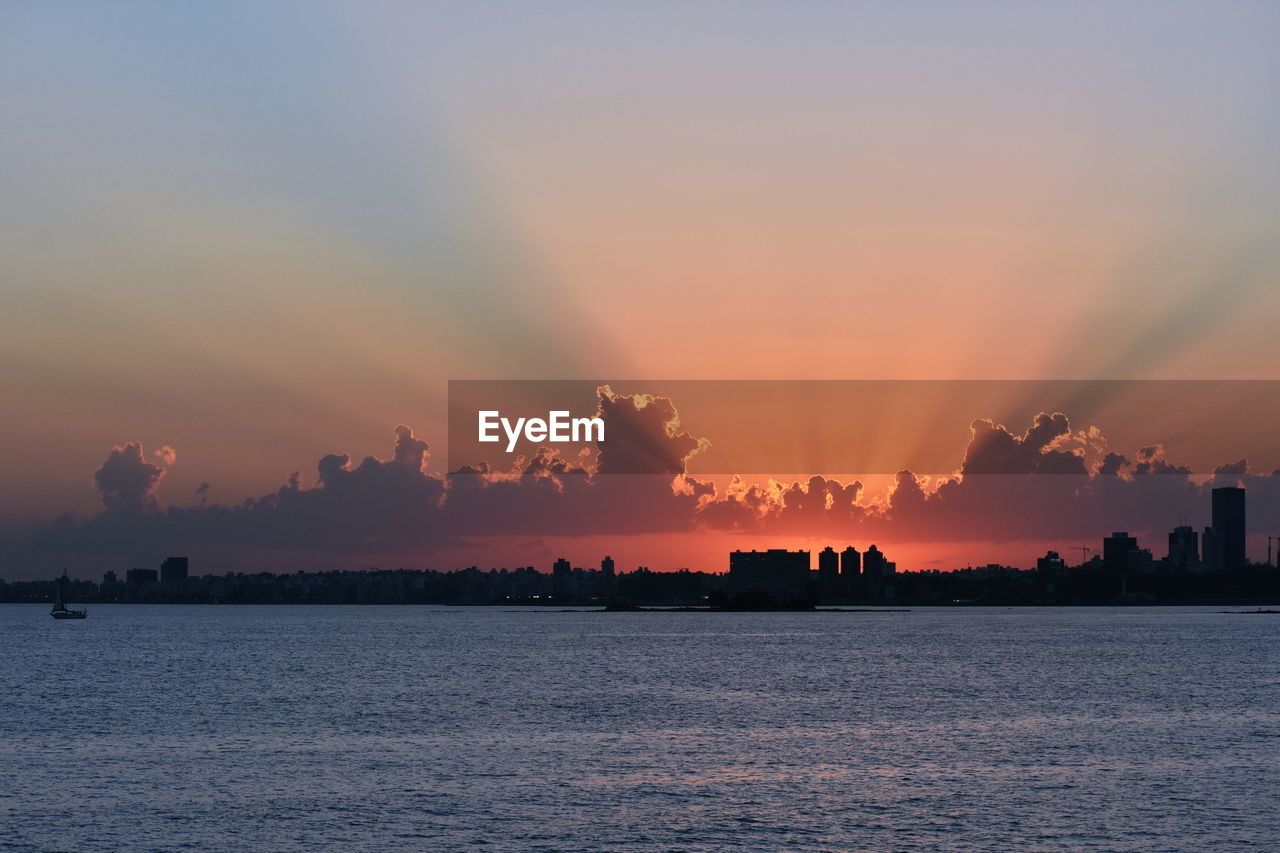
xmin=13 ymin=484 xmax=1269 ymax=590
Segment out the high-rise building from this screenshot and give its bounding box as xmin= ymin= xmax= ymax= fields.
xmin=1103 ymin=532 xmax=1138 ymax=574
xmin=1203 ymin=526 xmax=1222 ymax=572
xmin=160 ymin=556 xmax=188 ymax=583
xmin=552 ymin=557 xmax=571 ymax=576
xmin=863 ymin=545 xmax=887 ymax=579
xmin=1167 ymin=526 xmax=1199 ymax=571
xmin=1211 ymin=486 xmax=1246 ymax=570
xmin=817 ymin=546 xmax=839 ymax=577
xmin=601 ymin=555 xmax=615 ymax=577
xmin=840 ymin=546 xmax=861 ymax=576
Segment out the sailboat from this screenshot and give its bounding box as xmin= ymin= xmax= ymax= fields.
xmin=51 ymin=571 xmax=87 ymax=619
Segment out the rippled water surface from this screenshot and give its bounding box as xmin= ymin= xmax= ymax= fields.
xmin=2 ymin=605 xmax=1278 ymax=852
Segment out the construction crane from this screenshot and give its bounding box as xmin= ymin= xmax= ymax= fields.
xmin=1075 ymin=545 xmax=1092 ymax=566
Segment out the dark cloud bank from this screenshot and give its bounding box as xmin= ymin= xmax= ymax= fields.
xmin=11 ymin=388 xmax=1280 ymax=574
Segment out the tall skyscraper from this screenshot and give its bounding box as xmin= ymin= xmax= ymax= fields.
xmin=840 ymin=546 xmax=861 ymax=577
xmin=1203 ymin=526 xmax=1222 ymax=572
xmin=1167 ymin=526 xmax=1199 ymax=571
xmin=601 ymin=555 xmax=615 ymax=577
xmin=817 ymin=546 xmax=839 ymax=577
xmin=1211 ymin=487 xmax=1246 ymax=570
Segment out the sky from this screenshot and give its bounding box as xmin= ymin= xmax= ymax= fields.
xmin=2 ymin=1 xmax=1279 ymax=577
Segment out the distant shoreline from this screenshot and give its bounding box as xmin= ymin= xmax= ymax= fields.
xmin=8 ymin=601 xmax=1280 ymax=611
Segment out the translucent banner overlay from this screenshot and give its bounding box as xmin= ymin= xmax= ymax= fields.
xmin=447 ymin=380 xmax=1280 ymax=475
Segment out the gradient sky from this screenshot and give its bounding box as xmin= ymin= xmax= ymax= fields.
xmin=3 ymin=2 xmax=1279 ymax=570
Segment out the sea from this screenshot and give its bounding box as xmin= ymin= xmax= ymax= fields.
xmin=2 ymin=605 xmax=1278 ymax=852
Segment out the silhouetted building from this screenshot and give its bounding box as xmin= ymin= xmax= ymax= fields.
xmin=1167 ymin=525 xmax=1199 ymax=572
xmin=1103 ymin=532 xmax=1138 ymax=574
xmin=858 ymin=545 xmax=896 ymax=601
xmin=1037 ymin=551 xmax=1066 ymax=574
xmin=1211 ymin=486 xmax=1246 ymax=570
xmin=601 ymin=555 xmax=615 ymax=577
xmin=1202 ymin=526 xmax=1222 ymax=572
xmin=816 ymin=546 xmax=841 ymax=600
xmin=160 ymin=556 xmax=188 ymax=583
xmin=727 ymin=549 xmax=811 ymax=605
xmin=102 ymin=570 xmax=118 ymax=586
xmin=840 ymin=546 xmax=861 ymax=577
xmin=863 ymin=545 xmax=887 ymax=579
xmin=126 ymin=568 xmax=158 ymax=585
xmin=817 ymin=546 xmax=839 ymax=577
xmin=552 ymin=557 xmax=571 ymax=577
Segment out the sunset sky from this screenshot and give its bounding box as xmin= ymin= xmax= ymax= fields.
xmin=3 ymin=2 xmax=1279 ymax=577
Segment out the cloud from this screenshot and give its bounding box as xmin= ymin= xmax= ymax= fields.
xmin=691 ymin=411 xmax=1280 ymax=547
xmin=33 ymin=411 xmax=705 ymax=563
xmin=93 ymin=441 xmax=169 ymax=515
xmin=1133 ymin=444 xmax=1192 ymax=477
xmin=689 ymin=476 xmax=780 ymax=532
xmin=1097 ymin=452 xmax=1128 ymax=477
xmin=1214 ymin=458 xmax=1248 ymax=476
xmin=392 ymin=424 xmax=430 ymax=471
xmin=961 ymin=412 xmax=1087 ymax=475
xmin=594 ymin=387 xmax=708 ymax=475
